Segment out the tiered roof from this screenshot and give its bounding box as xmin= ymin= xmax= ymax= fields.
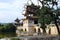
xmin=15 ymin=18 xmax=20 ymax=23
xmin=23 ymin=3 xmax=40 ymax=16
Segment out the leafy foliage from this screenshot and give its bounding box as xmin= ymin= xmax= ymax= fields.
xmin=37 ymin=0 xmax=60 ymax=34
xmin=0 ymin=23 xmax=16 ymax=33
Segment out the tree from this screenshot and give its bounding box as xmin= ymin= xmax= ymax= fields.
xmin=37 ymin=0 xmax=60 ymax=34
xmin=0 ymin=24 xmax=4 ymax=33
xmin=4 ymin=23 xmax=16 ymax=32
xmin=52 ymin=9 xmax=60 ymax=34
xmin=50 ymin=0 xmax=60 ymax=34
xmin=36 ymin=6 xmax=52 ymax=34
xmin=36 ymin=0 xmax=53 ymax=34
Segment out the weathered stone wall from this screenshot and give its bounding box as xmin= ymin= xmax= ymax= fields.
xmin=16 ymin=24 xmax=60 ymax=36
xmin=27 ymin=36 xmax=60 ymax=40
xmin=19 ymin=36 xmax=60 ymax=40
xmin=50 ymin=27 xmax=58 ymax=35
xmin=1 ymin=36 xmax=60 ymax=40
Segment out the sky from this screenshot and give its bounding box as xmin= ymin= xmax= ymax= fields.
xmin=0 ymin=0 xmax=26 ymax=23
xmin=0 ymin=0 xmax=60 ymax=23
xmin=0 ymin=0 xmax=40 ymax=23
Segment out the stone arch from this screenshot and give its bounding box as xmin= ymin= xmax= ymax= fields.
xmin=34 ymin=28 xmax=36 ymax=32
xmin=25 ymin=28 xmax=27 ymax=31
xmin=38 ymin=28 xmax=40 ymax=32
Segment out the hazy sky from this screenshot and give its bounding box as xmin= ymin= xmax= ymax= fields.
xmin=0 ymin=0 xmax=40 ymax=23
xmin=0 ymin=0 xmax=60 ymax=23
xmin=0 ymin=0 xmax=25 ymax=23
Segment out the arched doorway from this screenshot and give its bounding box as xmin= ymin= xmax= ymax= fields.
xmin=38 ymin=28 xmax=40 ymax=32
xmin=25 ymin=28 xmax=26 ymax=31
xmin=34 ymin=28 xmax=36 ymax=32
